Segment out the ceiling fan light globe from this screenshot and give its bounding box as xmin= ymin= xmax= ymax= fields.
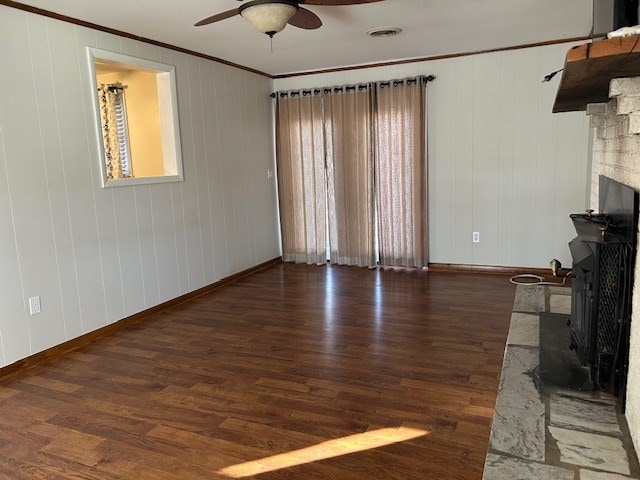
xmin=240 ymin=2 xmax=298 ymax=35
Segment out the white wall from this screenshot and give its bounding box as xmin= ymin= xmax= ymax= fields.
xmin=274 ymin=42 xmax=591 ymax=269
xmin=0 ymin=5 xmax=280 ymax=367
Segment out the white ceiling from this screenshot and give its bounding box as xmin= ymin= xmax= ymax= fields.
xmin=17 ymin=0 xmax=594 ymax=76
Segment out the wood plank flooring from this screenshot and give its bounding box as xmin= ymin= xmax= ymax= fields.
xmin=0 ymin=263 xmax=515 ymax=479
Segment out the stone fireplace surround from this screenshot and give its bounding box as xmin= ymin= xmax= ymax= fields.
xmin=588 ymin=76 xmax=640 ymax=456
xmin=484 ymin=74 xmax=640 ymax=479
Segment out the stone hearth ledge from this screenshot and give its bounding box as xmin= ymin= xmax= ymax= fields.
xmin=483 ymin=285 xmax=639 ymax=480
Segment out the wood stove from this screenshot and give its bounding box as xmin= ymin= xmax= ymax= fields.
xmin=569 ymin=176 xmax=638 ymax=410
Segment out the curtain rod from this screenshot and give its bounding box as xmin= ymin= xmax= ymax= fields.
xmin=98 ymin=83 xmax=126 ymax=93
xmin=270 ymin=74 xmax=435 ymax=99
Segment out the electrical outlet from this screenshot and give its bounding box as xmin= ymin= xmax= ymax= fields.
xmin=472 ymin=232 xmax=480 ymax=243
xmin=28 ymin=296 xmax=41 ymax=315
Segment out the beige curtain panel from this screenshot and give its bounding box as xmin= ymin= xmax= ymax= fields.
xmin=374 ymin=81 xmax=428 ymax=268
xmin=325 ymin=89 xmax=376 ymax=267
xmin=275 ymin=93 xmax=328 ymax=264
xmin=275 ymin=77 xmax=429 ymax=268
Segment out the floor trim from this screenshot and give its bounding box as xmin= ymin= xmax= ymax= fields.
xmin=0 ymin=257 xmax=282 ymax=380
xmin=427 ymin=262 xmax=568 ymax=278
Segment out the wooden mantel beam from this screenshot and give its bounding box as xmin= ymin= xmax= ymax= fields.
xmin=553 ymin=35 xmax=640 ymax=113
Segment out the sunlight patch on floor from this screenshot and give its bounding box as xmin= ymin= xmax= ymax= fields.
xmin=216 ymin=426 xmax=429 ymax=478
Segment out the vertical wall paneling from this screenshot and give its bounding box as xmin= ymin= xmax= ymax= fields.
xmin=225 ymin=65 xmax=239 ymax=275
xmin=0 ymin=333 xmax=5 ymax=367
xmin=510 ymin=48 xmax=540 ymax=267
xmin=242 ymin=73 xmax=258 ymax=268
xmin=0 ymin=12 xmax=31 ymax=361
xmin=0 ymin=4 xmax=279 ymax=367
xmin=240 ymin=69 xmax=256 ymax=271
xmin=234 ymin=69 xmax=253 ymax=272
xmin=0 ymin=124 xmax=31 ymax=363
xmin=273 ymin=41 xmax=590 ymax=268
xmin=3 ymin=12 xmax=63 ymax=354
xmin=220 ymin=66 xmax=240 ymax=274
xmin=534 ymin=46 xmax=561 ymax=267
xmin=251 ymin=76 xmax=268 ymax=263
xmin=28 ymin=15 xmax=83 ymax=341
xmin=161 ymin=48 xmax=190 ymax=297
xmin=556 ymin=112 xmax=590 ymax=256
xmin=151 ymin=183 xmax=180 ymax=303
xmin=255 ymin=76 xmax=268 ymax=263
xmin=497 ymin=51 xmax=516 ymax=265
xmin=235 ymin=72 xmax=250 ymax=269
xmin=189 ymin=57 xmax=210 ymax=287
xmin=428 ymin=59 xmax=457 ymax=263
xmin=258 ymin=79 xmax=278 ymax=261
xmin=177 ymin=53 xmax=206 ymax=291
xmin=204 ymin=63 xmax=229 ymax=280
xmin=255 ymin=78 xmax=269 ymax=260
xmin=253 ymin=77 xmax=271 ymax=264
xmin=230 ymin=68 xmax=253 ymax=273
xmin=113 ymin=184 xmax=147 ymax=316
xmin=137 ymin=43 xmax=162 ymax=63
xmin=472 ymin=52 xmax=501 ymax=265
xmin=213 ymin=64 xmax=232 ymax=275
xmin=183 ymin=57 xmax=207 ymax=287
xmin=454 ymin=56 xmax=474 ymax=264
xmin=119 ymin=37 xmax=138 ymax=57
xmin=135 ymin=187 xmax=161 ymax=308
xmin=194 ymin=59 xmax=216 ymax=286
xmin=245 ymin=74 xmax=259 ymax=265
xmin=170 ymin=179 xmax=190 ymax=295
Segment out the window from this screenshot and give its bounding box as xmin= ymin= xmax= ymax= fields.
xmin=87 ymin=48 xmax=184 ymax=187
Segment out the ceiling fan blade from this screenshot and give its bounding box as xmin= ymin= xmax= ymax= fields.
xmin=301 ymin=0 xmax=383 ymax=5
xmin=194 ymin=8 xmax=239 ymax=27
xmin=288 ymin=7 xmax=322 ymax=30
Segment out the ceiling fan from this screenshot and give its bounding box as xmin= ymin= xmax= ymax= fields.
xmin=194 ymin=0 xmax=384 ymax=38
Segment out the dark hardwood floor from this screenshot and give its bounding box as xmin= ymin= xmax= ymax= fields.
xmin=0 ymin=263 xmax=515 ymax=479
